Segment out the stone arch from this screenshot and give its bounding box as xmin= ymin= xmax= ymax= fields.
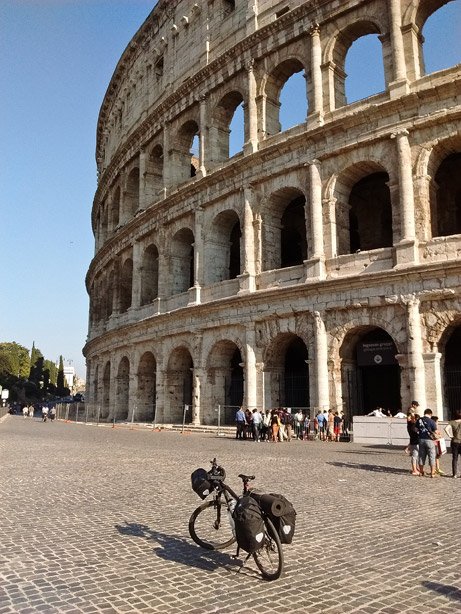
xmin=333 ymin=161 xmax=392 ymax=255
xmin=145 ymin=143 xmax=164 ymax=204
xmin=124 ymin=167 xmax=140 ymax=221
xmin=115 ymin=356 xmax=130 ymax=421
xmin=427 ymin=137 xmax=461 ymax=238
xmin=264 ymin=57 xmax=306 ymax=137
xmin=169 ymin=228 xmax=194 ymax=295
xmin=165 ymin=346 xmax=194 ymax=423
xmin=339 ymin=326 xmax=401 ymax=418
xmin=324 ymin=19 xmax=387 ymax=109
xmin=172 ymin=119 xmax=200 ymax=184
xmin=102 ymin=361 xmax=111 ymax=419
xmin=262 ymin=187 xmax=307 ymax=271
xmin=137 ymin=351 xmax=157 ymax=421
xmin=204 ymin=209 xmax=241 ymax=284
xmin=110 ymin=185 xmax=120 ymax=231
xmin=141 ymin=243 xmax=159 ymax=305
xmin=206 ymin=339 xmax=244 ymax=424
xmin=403 ymin=0 xmax=458 ymax=80
xmin=264 ymin=332 xmax=310 ymax=410
xmin=211 ymin=89 xmax=245 ymax=163
xmin=119 ymin=257 xmax=133 ymax=312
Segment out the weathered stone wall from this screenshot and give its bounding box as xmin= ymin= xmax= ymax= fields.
xmin=85 ymin=0 xmax=461 ymax=424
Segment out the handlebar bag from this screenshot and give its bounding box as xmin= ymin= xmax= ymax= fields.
xmin=233 ymin=495 xmax=265 ymax=553
xmin=191 ymin=468 xmax=211 ymax=499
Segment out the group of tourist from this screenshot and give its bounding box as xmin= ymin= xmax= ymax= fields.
xmin=20 ymin=403 xmax=56 ymax=422
xmin=406 ymin=400 xmax=461 ymax=478
xmin=235 ymin=407 xmax=348 ymax=443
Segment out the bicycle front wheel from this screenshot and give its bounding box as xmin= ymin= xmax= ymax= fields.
xmin=253 ymin=517 xmax=284 ymax=580
xmin=189 ymin=500 xmax=236 ymax=550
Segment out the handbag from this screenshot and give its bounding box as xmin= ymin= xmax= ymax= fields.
xmin=435 ymin=438 xmax=447 ymax=455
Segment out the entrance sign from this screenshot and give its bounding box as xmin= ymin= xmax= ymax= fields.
xmin=357 ymin=341 xmax=397 ymax=366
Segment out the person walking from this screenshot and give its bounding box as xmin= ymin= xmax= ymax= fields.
xmin=22 ymin=405 xmax=28 ymax=419
xmin=271 ymin=409 xmax=281 ymax=443
xmin=444 ymin=410 xmax=461 ymax=478
xmin=416 ymin=409 xmax=438 ymax=477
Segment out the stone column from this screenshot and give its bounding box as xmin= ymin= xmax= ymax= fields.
xmin=189 ymin=207 xmax=203 ymax=305
xmin=392 ymin=130 xmax=418 ymax=265
xmin=423 ymin=352 xmax=444 ymax=418
xmin=313 ymin=311 xmax=329 ymax=412
xmin=192 ymin=367 xmax=204 ymax=425
xmin=305 ymin=160 xmax=326 ymax=279
xmin=404 ymin=295 xmax=426 ymax=408
xmin=138 ymin=147 xmax=148 ymax=210
xmin=131 ymin=240 xmax=142 ymax=309
xmin=309 ymin=23 xmax=324 ymax=123
xmin=388 ymin=0 xmax=410 ymax=97
xmin=239 ymin=187 xmax=256 ymax=293
xmin=162 ymin=123 xmax=170 ymax=195
xmin=244 ymin=60 xmax=258 ymax=154
xmin=245 ymin=330 xmax=258 ymax=409
xmin=199 ymin=95 xmax=207 ymax=177
xmin=154 ymin=366 xmax=165 ymax=424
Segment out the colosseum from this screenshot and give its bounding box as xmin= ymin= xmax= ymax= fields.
xmin=84 ymin=0 xmax=461 ymax=427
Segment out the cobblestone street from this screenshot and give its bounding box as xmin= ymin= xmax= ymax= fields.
xmin=1 ymin=415 xmax=460 ymax=613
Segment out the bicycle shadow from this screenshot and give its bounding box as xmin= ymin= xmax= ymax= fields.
xmin=327 ymin=461 xmax=408 ymax=475
xmin=114 ymin=521 xmax=246 ymax=574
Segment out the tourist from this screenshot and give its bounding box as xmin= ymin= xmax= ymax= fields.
xmin=294 ymin=409 xmax=304 ymax=439
xmin=252 ymin=408 xmax=262 ymax=442
xmin=285 ymin=409 xmax=293 ymax=442
xmin=327 ymin=409 xmax=335 ymax=441
xmin=235 ymin=407 xmax=246 ymax=440
xmin=271 ymin=409 xmax=280 ymax=443
xmin=317 ymin=410 xmax=326 ymax=440
xmin=406 ymin=412 xmax=420 ymax=475
xmin=444 ymin=410 xmax=461 ymax=478
xmin=367 ymin=407 xmax=386 ymax=417
xmin=333 ymin=411 xmax=342 ymax=442
xmin=416 ymin=409 xmax=438 ymax=477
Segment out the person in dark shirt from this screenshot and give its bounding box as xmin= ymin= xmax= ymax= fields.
xmin=406 ymin=413 xmax=420 ymax=475
xmin=416 ymin=408 xmax=438 ymax=477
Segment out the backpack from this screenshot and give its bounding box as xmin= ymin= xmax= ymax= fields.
xmin=191 ymin=468 xmax=211 ymax=499
xmin=251 ymin=492 xmax=296 ymax=544
xmin=232 ymin=495 xmax=265 ymax=553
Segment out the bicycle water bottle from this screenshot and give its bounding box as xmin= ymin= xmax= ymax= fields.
xmin=228 ymin=499 xmax=236 ymax=536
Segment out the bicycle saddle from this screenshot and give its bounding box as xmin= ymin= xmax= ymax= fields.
xmin=238 ymin=473 xmax=255 ymax=481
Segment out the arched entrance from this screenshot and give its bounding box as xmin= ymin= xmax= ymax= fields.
xmin=137 ymin=352 xmax=157 ymax=422
xmin=206 ymin=340 xmax=243 ymax=425
xmin=443 ymin=325 xmax=461 ymax=419
xmin=102 ymin=362 xmax=110 ymax=419
xmin=265 ymin=333 xmax=310 ymax=410
xmin=341 ymin=328 xmax=400 ymax=416
xmin=166 ymin=347 xmax=193 ymax=424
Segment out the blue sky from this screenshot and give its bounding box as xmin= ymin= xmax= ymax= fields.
xmin=1 ymin=1 xmax=460 ymax=379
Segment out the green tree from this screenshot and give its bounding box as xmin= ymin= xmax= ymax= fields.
xmin=0 ymin=342 xmax=30 ymax=378
xmin=29 ymin=342 xmax=44 ymax=385
xmin=56 ymin=355 xmax=69 ymax=396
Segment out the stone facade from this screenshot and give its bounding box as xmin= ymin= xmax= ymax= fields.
xmin=84 ymin=0 xmax=461 ymax=425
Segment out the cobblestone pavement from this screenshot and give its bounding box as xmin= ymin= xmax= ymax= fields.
xmin=1 ymin=416 xmax=460 ymax=614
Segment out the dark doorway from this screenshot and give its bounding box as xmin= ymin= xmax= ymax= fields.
xmin=228 ymin=348 xmax=244 ymax=407
xmin=284 ymin=337 xmax=309 ymax=407
xmin=444 ymin=326 xmax=461 ymax=419
xmin=352 ymin=329 xmax=400 ymax=414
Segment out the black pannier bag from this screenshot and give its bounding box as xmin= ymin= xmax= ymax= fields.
xmin=191 ymin=468 xmax=211 ymax=499
xmin=232 ymin=495 xmax=265 ymax=553
xmin=251 ymin=492 xmax=296 ymax=544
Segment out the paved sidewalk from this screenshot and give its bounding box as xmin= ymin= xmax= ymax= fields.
xmin=0 ymin=416 xmax=460 ymax=613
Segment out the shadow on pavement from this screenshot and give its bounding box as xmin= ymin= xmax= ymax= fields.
xmin=327 ymin=461 xmax=409 ymax=475
xmin=422 ymin=581 xmax=461 ymax=602
xmin=115 ymin=521 xmax=242 ymax=573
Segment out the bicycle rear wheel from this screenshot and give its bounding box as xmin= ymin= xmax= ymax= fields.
xmin=189 ymin=500 xmax=236 ymax=550
xmin=253 ymin=517 xmax=284 ymax=580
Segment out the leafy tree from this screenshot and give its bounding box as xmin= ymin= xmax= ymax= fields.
xmin=0 ymin=342 xmax=30 ymax=378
